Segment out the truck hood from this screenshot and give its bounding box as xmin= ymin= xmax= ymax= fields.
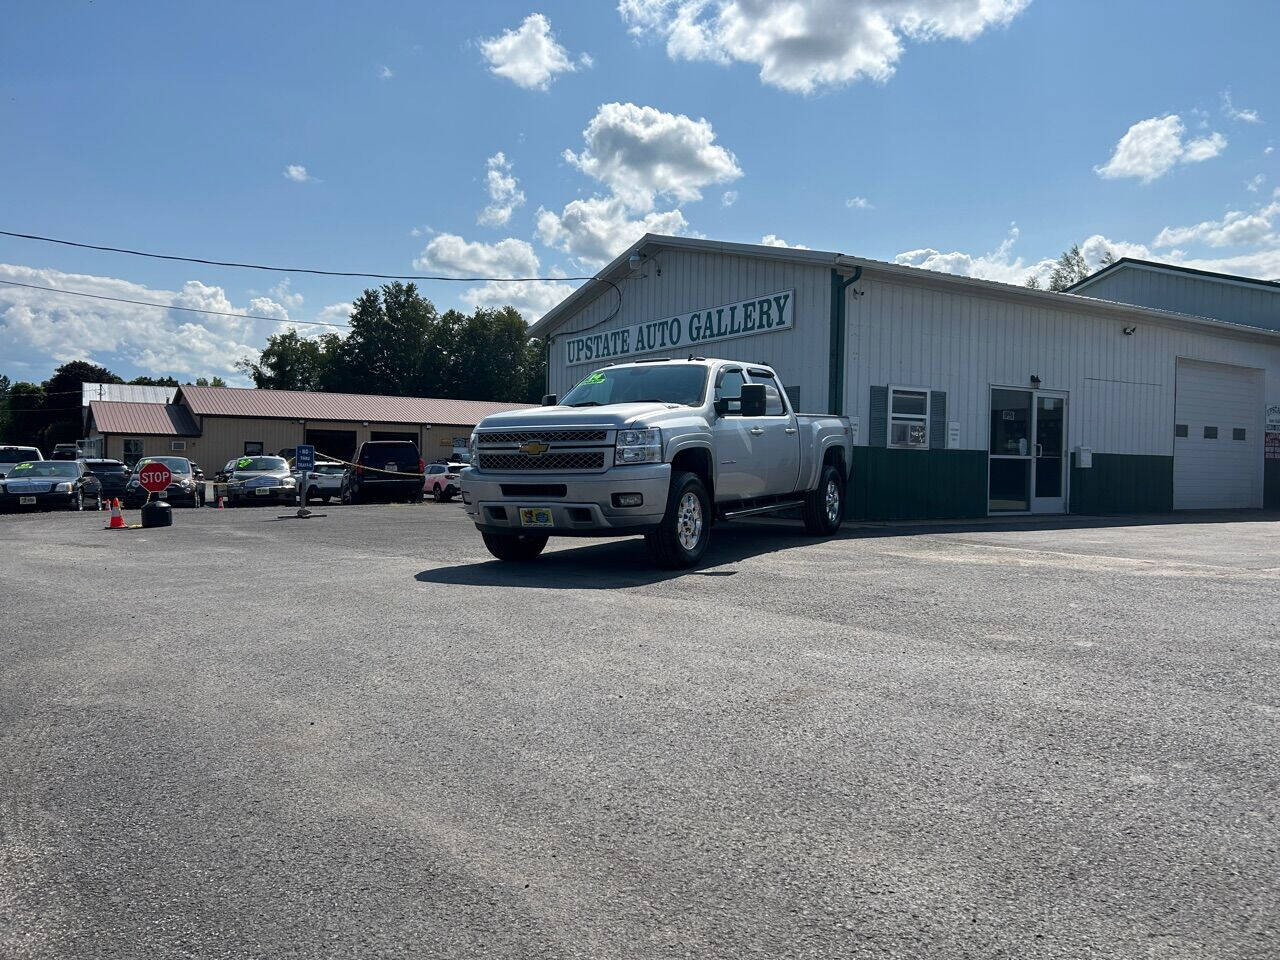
xmin=476 ymin=402 xmax=685 ymax=430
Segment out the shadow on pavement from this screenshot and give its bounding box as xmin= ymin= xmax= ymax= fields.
xmin=416 ymin=509 xmax=1279 ymax=590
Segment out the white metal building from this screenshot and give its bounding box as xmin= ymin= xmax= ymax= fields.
xmin=531 ymin=238 xmax=1280 ymax=520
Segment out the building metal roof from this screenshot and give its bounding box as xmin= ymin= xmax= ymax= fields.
xmin=81 ymin=383 xmax=179 ymax=406
xmin=88 ymin=401 xmax=201 ymax=436
xmin=175 ymin=385 xmax=533 ymax=425
xmin=1066 ymin=257 xmax=1280 ymax=294
xmin=530 ymin=234 xmax=1280 ymax=345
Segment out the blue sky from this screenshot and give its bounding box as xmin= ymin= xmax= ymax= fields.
xmin=2 ymin=0 xmax=1277 ymax=384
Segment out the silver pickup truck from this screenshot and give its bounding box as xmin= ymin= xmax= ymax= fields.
xmin=461 ymin=358 xmax=852 ymax=568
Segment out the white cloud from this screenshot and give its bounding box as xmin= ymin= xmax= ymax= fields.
xmin=1222 ymin=90 xmax=1262 ymax=124
xmin=316 ymin=302 xmax=353 ymax=327
xmin=0 ymin=264 xmax=294 ymax=379
xmin=536 ymin=195 xmax=689 ymax=268
xmin=413 ymin=234 xmax=540 ymax=278
xmin=1154 ymin=207 xmax=1278 ymax=250
xmin=1095 ymin=115 xmax=1228 ymax=183
xmin=461 ymin=279 xmax=578 ymax=323
xmin=895 ymin=225 xmax=1065 ymax=286
xmin=477 ymin=152 xmax=526 ymax=227
xmin=619 ymin=0 xmax=1030 ymax=93
xmin=1182 ymin=131 xmax=1227 ymax=163
xmin=721 ymin=190 xmax=738 ymax=207
xmin=1266 ymin=146 xmax=1275 ymax=156
xmin=760 ymin=234 xmax=808 ymax=249
xmin=479 ymin=13 xmax=585 ymax=90
xmin=846 ymin=196 xmax=873 ymax=209
xmin=1246 ymin=174 xmax=1266 ymax=193
xmin=283 ymin=164 xmax=314 ymax=183
xmin=378 ymin=64 xmax=394 ymax=80
xmin=564 ymin=102 xmax=742 ymax=210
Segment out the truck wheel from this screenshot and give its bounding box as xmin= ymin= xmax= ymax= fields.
xmin=803 ymin=464 xmax=845 ymax=536
xmin=482 ymin=531 xmax=548 ymax=562
xmin=646 ymin=471 xmax=711 ymax=568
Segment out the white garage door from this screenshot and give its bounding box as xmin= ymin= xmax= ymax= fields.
xmin=1173 ymin=358 xmax=1263 ymax=509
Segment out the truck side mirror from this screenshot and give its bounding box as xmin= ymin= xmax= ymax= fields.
xmin=541 ymin=394 xmax=558 ymax=406
xmin=739 ymin=383 xmax=767 ymax=417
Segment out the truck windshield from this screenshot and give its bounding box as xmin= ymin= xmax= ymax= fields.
xmin=561 ymin=365 xmax=708 ymax=407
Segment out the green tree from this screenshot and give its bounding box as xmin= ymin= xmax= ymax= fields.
xmin=192 ymin=376 xmax=227 ymax=387
xmin=323 ymin=283 xmax=436 ymax=396
xmin=41 ymin=361 xmax=123 ymax=448
xmin=0 ymin=375 xmax=9 ymax=441
xmin=3 ymin=381 xmax=47 ymax=447
xmin=237 ymin=329 xmax=334 ymax=391
xmin=128 ymin=375 xmax=181 ymax=387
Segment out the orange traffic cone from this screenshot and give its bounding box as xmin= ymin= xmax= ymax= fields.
xmin=107 ymin=498 xmax=126 ymax=529
xmin=217 ymin=494 xmax=225 ymax=509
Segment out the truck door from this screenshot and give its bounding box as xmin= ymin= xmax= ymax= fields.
xmin=711 ymin=366 xmax=768 ymax=501
xmin=747 ymin=369 xmax=801 ymax=496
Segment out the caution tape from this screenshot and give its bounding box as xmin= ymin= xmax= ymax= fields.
xmin=290 ymin=450 xmax=440 ymax=479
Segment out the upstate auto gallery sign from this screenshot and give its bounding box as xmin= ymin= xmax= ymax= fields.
xmin=563 ymin=289 xmax=795 ymax=366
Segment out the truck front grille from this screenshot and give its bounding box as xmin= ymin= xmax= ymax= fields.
xmin=480 ymin=429 xmax=608 ymax=444
xmin=477 ymin=452 xmax=606 ymax=472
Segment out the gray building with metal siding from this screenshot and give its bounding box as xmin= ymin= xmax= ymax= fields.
xmin=1068 ymin=258 xmax=1280 ymax=332
xmin=533 ymin=235 xmax=1280 ymax=520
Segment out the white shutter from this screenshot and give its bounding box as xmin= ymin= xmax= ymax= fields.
xmin=1173 ymin=359 xmax=1262 ymax=509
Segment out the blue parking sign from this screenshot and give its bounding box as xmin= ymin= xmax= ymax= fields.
xmin=295 ymin=444 xmax=315 ymax=470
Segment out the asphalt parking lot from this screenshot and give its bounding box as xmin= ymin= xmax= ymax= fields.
xmin=2 ymin=503 xmax=1278 ymax=959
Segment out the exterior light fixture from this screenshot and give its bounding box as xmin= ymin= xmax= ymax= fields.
xmin=1030 ymin=375 xmax=1042 ymax=388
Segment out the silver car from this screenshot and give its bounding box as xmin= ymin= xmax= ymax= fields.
xmin=225 ymin=456 xmax=298 ymax=506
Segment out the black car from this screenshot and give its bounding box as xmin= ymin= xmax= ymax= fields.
xmin=0 ymin=459 xmax=101 ymax=511
xmin=122 ymin=456 xmax=204 ymax=507
xmin=341 ymin=441 xmax=424 ymax=504
xmin=82 ymin=458 xmax=131 ymax=500
xmin=0 ymin=445 xmax=43 ymax=479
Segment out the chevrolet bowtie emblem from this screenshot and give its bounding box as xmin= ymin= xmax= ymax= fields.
xmin=518 ymin=440 xmax=550 ymax=457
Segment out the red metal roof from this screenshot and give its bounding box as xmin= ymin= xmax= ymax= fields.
xmin=175 ymin=385 xmax=533 ymax=425
xmin=89 ymin=401 xmax=201 ymax=436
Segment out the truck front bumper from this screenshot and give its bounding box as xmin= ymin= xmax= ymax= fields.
xmin=462 ymin=464 xmax=670 ymax=536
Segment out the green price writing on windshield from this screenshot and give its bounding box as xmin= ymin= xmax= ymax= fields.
xmin=581 ymin=371 xmax=606 ymax=385
xmin=13 ymin=462 xmax=32 ymax=471
xmin=237 ymin=457 xmax=252 ymax=468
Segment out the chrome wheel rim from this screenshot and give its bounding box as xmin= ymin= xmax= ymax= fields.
xmin=676 ymin=491 xmax=703 ymax=551
xmin=825 ymin=479 xmax=840 ymax=524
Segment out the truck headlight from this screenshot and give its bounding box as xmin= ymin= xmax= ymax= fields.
xmin=615 ymin=427 xmax=662 ymax=465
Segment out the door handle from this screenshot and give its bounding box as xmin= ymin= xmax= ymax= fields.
xmin=784 ymin=427 xmax=797 ymax=434
xmin=749 ymin=427 xmax=765 ymax=436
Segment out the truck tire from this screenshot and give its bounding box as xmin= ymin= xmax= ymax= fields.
xmin=482 ymin=531 xmax=549 ymax=562
xmin=803 ymin=463 xmax=845 ymax=536
xmin=645 ymin=471 xmax=711 ymax=568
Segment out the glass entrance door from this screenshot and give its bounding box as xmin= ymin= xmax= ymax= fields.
xmin=988 ymin=388 xmax=1068 ymax=514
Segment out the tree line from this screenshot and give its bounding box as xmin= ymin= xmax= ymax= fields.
xmin=237 ymin=282 xmax=547 ymax=404
xmin=0 ymin=362 xmax=225 ymax=450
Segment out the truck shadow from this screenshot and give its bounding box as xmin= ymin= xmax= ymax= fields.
xmin=414 ymin=509 xmax=1279 ymax=590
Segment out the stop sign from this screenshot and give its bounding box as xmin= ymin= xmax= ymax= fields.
xmin=138 ymin=461 xmax=172 ymax=493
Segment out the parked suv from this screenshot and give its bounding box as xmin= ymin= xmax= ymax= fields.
xmin=425 ymin=462 xmax=467 ymax=502
xmin=0 ymin=446 xmax=43 ymax=479
xmin=341 ymin=441 xmax=424 ymax=504
xmin=82 ymin=458 xmax=131 ymax=500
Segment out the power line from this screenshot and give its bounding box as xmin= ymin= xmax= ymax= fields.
xmin=0 ymin=226 xmax=624 ymax=329
xmin=0 ymin=279 xmax=350 ymax=328
xmin=0 ymin=228 xmax=602 ymax=283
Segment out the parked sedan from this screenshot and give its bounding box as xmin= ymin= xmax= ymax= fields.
xmin=225 ymin=456 xmax=297 ymax=506
xmin=0 ymin=460 xmax=101 ymax=511
xmin=123 ymin=456 xmax=204 ymax=508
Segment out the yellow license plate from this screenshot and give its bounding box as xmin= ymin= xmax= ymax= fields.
xmin=519 ymin=507 xmax=553 ymax=527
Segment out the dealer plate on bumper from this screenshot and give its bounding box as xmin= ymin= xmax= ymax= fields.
xmin=19 ymin=496 xmax=36 ymax=505
xmin=519 ymin=507 xmax=553 ymax=527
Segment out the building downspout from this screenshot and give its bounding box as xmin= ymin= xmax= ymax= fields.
xmin=828 ymin=266 xmax=862 ymax=416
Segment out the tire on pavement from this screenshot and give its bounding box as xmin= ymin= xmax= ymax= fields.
xmin=645 ymin=470 xmax=711 ymax=569
xmin=802 ymin=462 xmax=845 ymax=536
xmin=481 ymin=531 xmax=549 ymax=562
